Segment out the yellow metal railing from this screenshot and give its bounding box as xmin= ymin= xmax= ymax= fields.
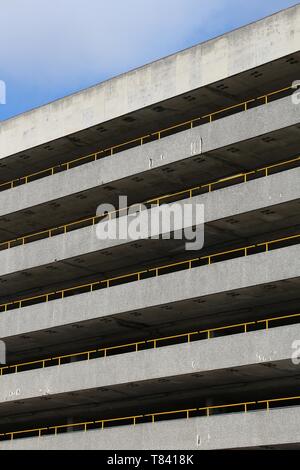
xmin=0 ymin=232 xmax=299 ymax=314
xmin=258 ymin=395 xmax=300 ymax=411
xmin=1 ymin=394 xmax=299 ymax=441
xmin=1 ymin=311 xmax=299 ymax=377
xmin=0 ymin=85 xmax=292 ymax=193
xmin=1 ymin=154 xmax=299 ymax=252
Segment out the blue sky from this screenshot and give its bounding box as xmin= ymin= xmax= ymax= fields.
xmin=0 ymin=0 xmax=298 ymax=121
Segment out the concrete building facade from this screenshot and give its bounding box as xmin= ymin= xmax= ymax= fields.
xmin=0 ymin=4 xmax=300 ymax=449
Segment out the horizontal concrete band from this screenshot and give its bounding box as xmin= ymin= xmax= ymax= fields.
xmin=0 ymin=95 xmax=298 ymax=218
xmin=0 ymin=166 xmax=299 ymax=277
xmin=0 ymin=244 xmax=299 ymax=339
xmin=1 ymin=5 xmax=299 ymax=159
xmin=0 ymin=323 xmax=298 ymax=404
xmin=2 ymin=405 xmax=300 ymax=449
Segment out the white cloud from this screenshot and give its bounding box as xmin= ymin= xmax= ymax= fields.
xmin=0 ymin=0 xmax=297 ymax=116
xmin=0 ymin=1 xmax=216 ymax=83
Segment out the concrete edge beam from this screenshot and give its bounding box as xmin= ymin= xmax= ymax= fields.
xmin=1 ymin=405 xmax=300 ymax=449
xmin=0 ymin=95 xmax=298 ymax=218
xmin=0 ymin=323 xmax=298 ymax=405
xmin=1 ymin=4 xmax=299 ymax=159
xmin=0 ymin=244 xmax=299 ymax=339
xmin=0 ymin=166 xmax=299 ymax=277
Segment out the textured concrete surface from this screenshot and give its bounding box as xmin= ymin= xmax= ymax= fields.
xmin=3 ymin=166 xmax=300 ymax=272
xmin=0 ymin=166 xmax=298 ymax=277
xmin=1 ymin=4 xmax=299 ymax=159
xmin=0 ymin=323 xmax=299 ymax=404
xmin=0 ymin=244 xmax=299 ymax=339
xmin=2 ymin=406 xmax=300 ymax=449
xmin=0 ymin=95 xmax=298 ymax=218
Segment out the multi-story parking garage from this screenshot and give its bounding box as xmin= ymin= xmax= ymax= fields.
xmin=0 ymin=4 xmax=300 ymax=450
